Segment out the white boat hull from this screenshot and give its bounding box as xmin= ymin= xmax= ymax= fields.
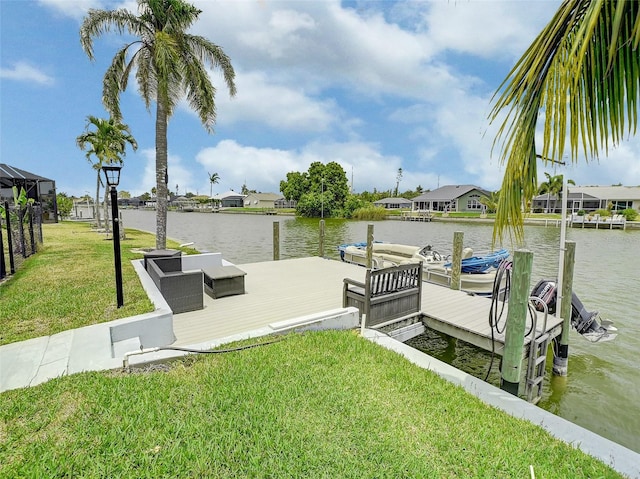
xmin=340 ymin=243 xmax=500 ymax=296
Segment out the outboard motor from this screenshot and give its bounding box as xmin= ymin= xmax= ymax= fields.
xmin=530 ymin=279 xmax=617 ymax=342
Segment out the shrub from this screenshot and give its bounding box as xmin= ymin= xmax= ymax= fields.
xmin=351 ymin=206 xmax=388 ymax=220
xmin=577 ymin=210 xmax=585 ymax=216
xmin=341 ymin=195 xmax=369 ymax=219
xmin=594 ymin=208 xmax=610 ymax=217
xmin=621 ymin=208 xmax=638 ymax=221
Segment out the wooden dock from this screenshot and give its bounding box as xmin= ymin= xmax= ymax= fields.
xmin=401 ymin=210 xmax=433 ymax=222
xmin=173 ymin=257 xmax=563 ymax=357
xmin=569 ymin=213 xmax=626 ymax=229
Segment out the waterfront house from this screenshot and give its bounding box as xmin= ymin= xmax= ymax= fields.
xmin=411 ymin=185 xmax=490 ymax=212
xmin=532 ymin=185 xmax=640 ymax=213
xmin=243 ymin=192 xmax=283 ymax=209
xmin=373 ymin=197 xmax=413 ymax=209
xmin=211 ymin=190 xmax=245 ymax=208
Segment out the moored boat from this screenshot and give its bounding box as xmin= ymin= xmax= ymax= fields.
xmin=338 ymin=242 xmax=510 ymax=296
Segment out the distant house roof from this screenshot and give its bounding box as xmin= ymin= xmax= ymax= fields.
xmin=373 ymin=197 xmax=412 ymax=205
xmin=533 ymin=191 xmax=598 ymax=201
xmin=412 ymin=185 xmax=489 ymax=202
xmin=211 ymin=190 xmax=245 ymax=200
xmin=533 ymin=186 xmax=640 ymax=202
xmin=569 ymin=186 xmax=640 ymax=201
xmin=244 ymin=193 xmax=283 ymax=201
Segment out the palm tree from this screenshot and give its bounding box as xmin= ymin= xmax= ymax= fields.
xmin=394 ymin=168 xmax=403 ymax=197
xmin=537 ymin=173 xmax=575 ymax=213
xmin=479 ymin=190 xmax=500 ymax=214
xmin=208 ymin=172 xmax=220 ymax=198
xmin=80 ymin=0 xmax=237 ymax=249
xmin=76 ymin=115 xmax=137 ymax=230
xmin=489 ymin=1 xmax=640 ymax=242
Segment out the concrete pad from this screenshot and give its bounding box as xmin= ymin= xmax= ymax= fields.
xmin=0 ymin=336 xmax=49 ymax=392
xmin=30 ymin=330 xmax=74 ymax=387
xmin=67 ymin=324 xmax=121 ymax=375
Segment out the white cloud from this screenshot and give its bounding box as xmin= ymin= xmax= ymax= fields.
xmin=136 ymin=148 xmax=195 ymax=197
xmin=213 ymin=70 xmax=340 ymax=132
xmin=195 ymin=140 xmax=300 ymax=194
xmin=37 ymin=0 xmax=134 ymax=20
xmin=192 ymin=0 xmax=451 ymax=101
xmin=0 ymin=61 xmax=54 ymax=86
xmin=194 ymin=138 xmax=439 ymax=196
xmin=424 ymin=1 xmax=560 ymax=60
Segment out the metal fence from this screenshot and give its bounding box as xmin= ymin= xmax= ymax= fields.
xmin=1 ymin=201 xmax=43 ymax=279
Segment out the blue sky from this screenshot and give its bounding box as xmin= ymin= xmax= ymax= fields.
xmin=2 ymin=0 xmax=640 ymax=199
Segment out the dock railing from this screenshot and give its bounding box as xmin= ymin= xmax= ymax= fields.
xmin=401 ymin=210 xmax=433 ymax=222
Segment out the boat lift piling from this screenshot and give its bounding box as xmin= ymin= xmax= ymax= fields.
xmin=366 ymin=224 xmax=374 ymax=269
xmin=273 ymin=221 xmax=280 ymax=261
xmin=500 ymin=249 xmax=534 ymax=396
xmin=554 ymin=241 xmax=576 ymax=376
xmin=450 ymin=231 xmax=464 ymax=291
xmin=319 ymin=220 xmax=325 ymax=257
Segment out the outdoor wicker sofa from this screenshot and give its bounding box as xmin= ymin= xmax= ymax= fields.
xmin=146 ymin=256 xmax=204 ymax=314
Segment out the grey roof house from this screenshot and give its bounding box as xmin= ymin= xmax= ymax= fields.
xmin=211 ymin=190 xmax=245 ymax=208
xmin=243 ymin=193 xmax=283 ymax=209
xmin=373 ymin=197 xmax=413 ymax=209
xmin=533 ymin=185 xmax=640 ymax=213
xmin=412 ymin=185 xmax=490 ymax=212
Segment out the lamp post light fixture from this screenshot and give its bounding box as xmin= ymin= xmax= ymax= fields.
xmin=102 ymin=165 xmax=124 ymax=308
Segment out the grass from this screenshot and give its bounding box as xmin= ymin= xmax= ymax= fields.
xmin=0 ymin=221 xmax=193 ymax=346
xmin=0 ymin=331 xmax=623 ymax=478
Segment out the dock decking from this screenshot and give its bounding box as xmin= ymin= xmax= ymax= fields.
xmin=569 ymin=213 xmax=626 ymax=229
xmin=401 ymin=210 xmax=433 ymax=222
xmin=174 ymin=257 xmax=563 ymax=357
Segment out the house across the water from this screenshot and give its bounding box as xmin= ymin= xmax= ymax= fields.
xmin=411 ymin=185 xmax=489 ymax=213
xmin=532 ymin=185 xmax=640 ymax=213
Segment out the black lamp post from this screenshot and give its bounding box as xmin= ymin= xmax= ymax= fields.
xmin=102 ymin=165 xmax=124 ymax=308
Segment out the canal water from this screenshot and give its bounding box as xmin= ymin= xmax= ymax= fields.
xmin=121 ymin=209 xmax=639 ymax=453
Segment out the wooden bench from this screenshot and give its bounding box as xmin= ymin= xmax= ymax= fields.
xmin=342 ymin=262 xmax=423 ymax=328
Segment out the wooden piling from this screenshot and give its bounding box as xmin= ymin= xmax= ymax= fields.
xmin=553 ymin=241 xmax=575 ymax=376
xmin=273 ymin=221 xmax=280 ymax=261
xmin=500 ymin=249 xmax=533 ymax=396
xmin=450 ymin=231 xmax=464 ymax=290
xmin=366 ymin=224 xmax=374 ymax=269
xmin=319 ymin=219 xmax=325 ymax=257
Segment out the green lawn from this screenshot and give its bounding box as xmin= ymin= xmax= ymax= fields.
xmin=0 ymin=221 xmax=192 ymax=346
xmin=0 ymin=331 xmax=623 ymax=478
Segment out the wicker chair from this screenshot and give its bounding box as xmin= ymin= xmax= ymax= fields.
xmin=146 ymin=257 xmax=204 ymax=314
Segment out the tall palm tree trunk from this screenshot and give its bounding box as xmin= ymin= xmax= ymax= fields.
xmin=95 ymin=172 xmax=102 ymax=228
xmin=103 ymin=193 xmax=110 ymax=234
xmin=155 ymin=96 xmax=168 ymax=250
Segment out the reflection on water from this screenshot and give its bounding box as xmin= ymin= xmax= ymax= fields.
xmin=121 ymin=210 xmax=639 ymax=453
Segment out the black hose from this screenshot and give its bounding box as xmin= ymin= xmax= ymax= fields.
xmin=157 ymin=337 xmax=287 ymax=355
xmin=484 ymin=260 xmax=511 ymax=381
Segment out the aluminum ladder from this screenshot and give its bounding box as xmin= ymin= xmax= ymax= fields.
xmin=525 ymin=298 xmax=550 ymax=404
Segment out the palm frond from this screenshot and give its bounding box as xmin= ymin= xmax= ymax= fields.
xmin=489 ymin=0 xmax=640 ymax=243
